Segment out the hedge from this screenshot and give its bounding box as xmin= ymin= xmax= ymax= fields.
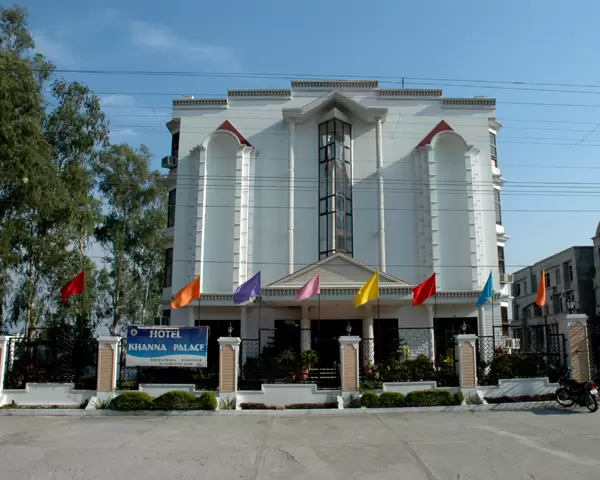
xmin=485 ymin=394 xmax=554 ymax=404
xmin=109 ymin=391 xmax=218 ymax=411
xmin=153 ymin=391 xmax=199 ymax=411
xmin=240 ymin=403 xmax=277 ymax=410
xmin=109 ymin=392 xmax=154 ymax=411
xmin=285 ymin=403 xmax=337 ymax=409
xmin=360 ymin=389 xmax=463 ymax=408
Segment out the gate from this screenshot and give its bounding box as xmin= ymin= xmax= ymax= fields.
xmin=3 ymin=328 xmax=97 ymax=390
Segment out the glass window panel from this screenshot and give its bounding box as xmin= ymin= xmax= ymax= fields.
xmin=327 ymin=144 xmax=334 ymax=160
xmin=319 ymin=123 xmax=327 ymax=147
xmin=335 ymin=120 xmax=344 ymax=144
xmin=335 ymin=143 xmax=343 ymax=160
xmin=344 ymin=146 xmax=350 ymax=162
xmin=319 ymin=215 xmax=328 ymax=252
xmin=336 ymin=195 xmax=345 ymax=213
xmin=491 ymin=145 xmax=497 ymax=157
xmin=489 ymin=132 xmax=496 ymax=146
xmin=346 ymin=198 xmax=352 ymax=214
xmin=319 ymin=163 xmax=328 ymax=198
xmin=343 ymin=124 xmax=351 ymax=147
xmin=336 ymin=212 xmax=344 ymax=232
xmin=319 ymin=147 xmax=326 ymax=162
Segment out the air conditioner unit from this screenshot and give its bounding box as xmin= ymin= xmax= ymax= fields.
xmin=161 ymin=155 xmax=177 ymax=169
xmin=500 ymin=273 xmax=514 ymax=284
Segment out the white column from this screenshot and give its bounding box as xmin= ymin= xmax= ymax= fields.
xmin=0 ymin=336 xmax=9 ymax=396
xmin=375 ymin=118 xmax=386 ymax=272
xmin=288 ymin=120 xmax=295 ymax=275
xmin=362 ymin=305 xmax=375 ymax=367
xmin=478 ymin=306 xmax=486 ymax=337
xmin=300 ymin=305 xmax=311 ymax=352
xmin=426 ymin=305 xmax=435 ymax=362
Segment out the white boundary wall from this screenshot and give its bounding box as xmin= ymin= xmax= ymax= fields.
xmin=0 ymin=379 xmax=559 ymax=407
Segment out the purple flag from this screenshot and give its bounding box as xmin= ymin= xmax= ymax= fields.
xmin=233 ymin=272 xmax=261 ymax=304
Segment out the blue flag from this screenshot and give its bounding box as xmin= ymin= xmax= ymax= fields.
xmin=476 ymin=272 xmax=493 ymax=307
xmin=233 ymin=272 xmax=261 ymax=304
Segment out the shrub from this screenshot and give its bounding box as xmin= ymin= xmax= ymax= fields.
xmin=360 ymin=391 xmax=380 ymax=408
xmin=378 ymin=392 xmax=405 ymax=408
xmin=109 ymin=392 xmax=154 ymax=411
xmin=153 ymin=391 xmax=198 ymax=411
xmin=198 ymin=392 xmax=218 ymax=411
xmin=454 ymin=390 xmax=465 ymax=406
xmin=240 ymin=403 xmax=277 ymax=410
xmin=485 ymin=394 xmax=555 ymax=404
xmin=285 ymin=403 xmax=337 ymax=409
xmin=344 ymin=395 xmax=361 ymax=409
xmin=484 ymin=354 xmax=558 ymax=385
xmin=360 ymin=379 xmax=383 ymax=391
xmin=404 ymin=389 xmax=455 ymax=407
xmin=219 ymin=397 xmax=237 ymax=410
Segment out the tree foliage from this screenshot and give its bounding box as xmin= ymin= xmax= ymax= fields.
xmin=0 ymin=7 xmax=167 ymax=336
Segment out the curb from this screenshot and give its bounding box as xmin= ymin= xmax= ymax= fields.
xmin=0 ymin=401 xmax=570 ymax=416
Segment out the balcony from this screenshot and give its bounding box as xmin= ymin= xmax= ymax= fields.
xmin=500 ymin=273 xmax=514 ymax=284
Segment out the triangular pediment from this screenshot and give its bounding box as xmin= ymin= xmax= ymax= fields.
xmin=282 ymin=90 xmax=388 ymax=124
xmin=267 ymin=253 xmax=408 ymax=288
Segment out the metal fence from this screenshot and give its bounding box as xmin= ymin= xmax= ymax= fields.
xmin=3 ymin=329 xmax=98 ymax=390
xmin=477 ymin=327 xmax=568 ymax=385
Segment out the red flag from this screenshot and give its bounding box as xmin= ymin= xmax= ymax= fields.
xmin=412 ymin=273 xmax=437 ymax=306
xmin=61 ymin=270 xmax=86 ymax=303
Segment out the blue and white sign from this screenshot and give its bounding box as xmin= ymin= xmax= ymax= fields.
xmin=126 ymin=326 xmax=208 ymax=368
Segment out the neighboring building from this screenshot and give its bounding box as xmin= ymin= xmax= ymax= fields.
xmin=594 ymin=222 xmax=600 ymax=317
xmin=511 ymin=246 xmax=595 ymax=350
xmin=161 ymin=80 xmax=511 ymax=370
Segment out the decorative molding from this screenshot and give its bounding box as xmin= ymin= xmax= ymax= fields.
xmin=228 ymin=89 xmax=291 ymax=98
xmin=291 ymin=80 xmax=379 ymax=89
xmin=442 ymin=98 xmax=496 ymax=108
xmin=173 ymin=98 xmax=228 ymax=107
xmin=488 ymin=118 xmax=503 ymax=132
xmin=378 ymin=89 xmax=443 ymax=97
xmin=165 ymin=118 xmax=180 ymax=134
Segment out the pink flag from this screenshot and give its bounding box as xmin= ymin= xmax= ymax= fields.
xmin=295 ymin=272 xmax=321 ymax=301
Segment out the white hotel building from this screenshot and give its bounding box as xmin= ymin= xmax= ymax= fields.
xmin=160 ymin=80 xmax=511 ymax=370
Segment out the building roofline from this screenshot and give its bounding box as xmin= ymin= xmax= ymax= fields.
xmin=511 ymin=245 xmax=594 ymax=277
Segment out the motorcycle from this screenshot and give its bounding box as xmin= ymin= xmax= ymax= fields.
xmin=555 ymin=369 xmax=598 ymax=412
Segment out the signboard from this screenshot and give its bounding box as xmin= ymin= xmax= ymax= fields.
xmin=126 ymin=326 xmax=208 ymax=368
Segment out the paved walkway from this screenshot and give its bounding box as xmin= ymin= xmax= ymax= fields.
xmin=0 ymin=409 xmax=599 ymax=479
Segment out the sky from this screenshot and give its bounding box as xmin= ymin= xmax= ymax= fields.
xmin=16 ymin=0 xmax=600 ymax=273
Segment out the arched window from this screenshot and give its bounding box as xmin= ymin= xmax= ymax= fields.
xmin=318 ymin=118 xmax=352 ymax=259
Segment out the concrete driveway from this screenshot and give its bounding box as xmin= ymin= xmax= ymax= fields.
xmin=0 ymin=410 xmax=599 ymax=479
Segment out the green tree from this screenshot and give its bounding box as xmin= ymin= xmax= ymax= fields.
xmin=0 ymin=7 xmax=49 ymax=331
xmin=95 ymin=144 xmax=167 ymax=334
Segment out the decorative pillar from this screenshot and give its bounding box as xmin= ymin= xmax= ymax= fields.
xmin=375 ymin=118 xmax=386 ymax=272
xmin=477 ymin=306 xmax=486 ymax=338
xmin=362 ymin=306 xmax=375 ymax=367
xmin=300 ymin=305 xmax=311 ymax=352
xmin=218 ymin=337 xmax=241 ymax=394
xmin=425 ymin=305 xmax=436 ymax=362
xmin=0 ymin=336 xmax=9 ymax=395
xmin=288 ymin=119 xmax=295 ymax=275
xmin=455 ymin=334 xmax=477 ymax=388
xmin=97 ymin=337 xmax=120 ymax=396
xmin=557 ymin=314 xmax=591 ymax=382
xmin=339 ymin=336 xmax=361 ymax=392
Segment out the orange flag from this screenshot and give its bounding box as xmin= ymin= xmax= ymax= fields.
xmin=171 ymin=277 xmax=201 ymax=309
xmin=536 ymin=269 xmax=546 ymax=307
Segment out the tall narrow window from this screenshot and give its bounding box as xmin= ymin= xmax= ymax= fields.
xmin=497 ymin=246 xmax=505 ymax=275
xmin=167 ymin=189 xmax=176 ymax=228
xmin=494 ymin=188 xmax=502 ymax=225
xmin=171 ymin=132 xmax=180 ymax=159
xmin=490 ymin=131 xmax=498 ymax=167
xmin=318 ymin=119 xmax=352 ymax=259
xmin=164 ymin=248 xmax=173 ymax=288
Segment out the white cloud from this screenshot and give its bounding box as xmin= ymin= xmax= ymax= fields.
xmin=112 ymin=128 xmax=137 ymax=137
xmin=32 ymin=30 xmax=75 ymax=67
xmin=100 ymin=94 xmax=137 ymax=108
xmin=130 ymin=21 xmax=236 ymax=64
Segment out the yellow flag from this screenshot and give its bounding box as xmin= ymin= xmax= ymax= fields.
xmin=354 ymin=271 xmax=379 ymax=308
xmin=171 ymin=277 xmax=201 ymax=309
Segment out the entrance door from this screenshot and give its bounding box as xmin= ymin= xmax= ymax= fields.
xmin=374 ymin=318 xmax=399 ymax=363
xmin=311 ymin=319 xmax=362 ymax=367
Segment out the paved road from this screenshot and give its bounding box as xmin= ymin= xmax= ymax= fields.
xmin=0 ymin=410 xmax=599 ymax=479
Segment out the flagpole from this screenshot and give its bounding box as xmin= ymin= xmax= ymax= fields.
xmin=491 ymin=291 xmax=495 ymax=346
